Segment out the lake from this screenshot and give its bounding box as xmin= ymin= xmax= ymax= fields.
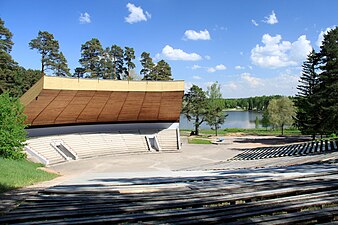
xmin=179 ymin=111 xmax=263 ymax=129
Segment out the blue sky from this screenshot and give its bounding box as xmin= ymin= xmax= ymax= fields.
xmin=1 ymin=0 xmax=337 ymax=98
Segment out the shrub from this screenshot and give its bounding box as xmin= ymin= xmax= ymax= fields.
xmin=0 ymin=92 xmax=27 ymax=159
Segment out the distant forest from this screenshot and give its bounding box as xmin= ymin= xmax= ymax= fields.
xmin=219 ymin=95 xmax=285 ymax=111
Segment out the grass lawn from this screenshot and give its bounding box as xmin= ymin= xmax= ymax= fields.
xmin=0 ymin=158 xmax=58 ymax=193
xmin=188 ymin=138 xmax=212 ymax=144
xmin=182 ymin=128 xmax=301 ymax=136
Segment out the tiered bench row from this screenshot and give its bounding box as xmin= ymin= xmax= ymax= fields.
xmin=231 ymin=139 xmax=338 ymax=161
xmin=1 ymin=164 xmax=338 ymax=224
xmin=26 ymin=129 xmax=179 ymax=165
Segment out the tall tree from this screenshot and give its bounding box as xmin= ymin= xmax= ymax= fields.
xmin=140 ymin=52 xmax=155 ymax=80
xmin=182 ymin=85 xmax=208 ymax=135
xmin=295 ymin=50 xmax=321 ymax=138
xmin=79 ymin=38 xmax=103 ymax=78
xmin=153 ymin=60 xmax=173 ymax=81
xmin=0 ymin=92 xmax=27 ymax=159
xmin=110 ymin=45 xmax=124 ymax=80
xmin=205 ymin=82 xmax=227 ymax=136
xmin=123 ymin=47 xmax=135 ymax=79
xmin=29 ymin=31 xmax=59 ymax=74
xmin=0 ymin=18 xmax=16 ymax=69
xmin=101 ymin=47 xmax=113 ymax=79
xmin=51 ymin=52 xmax=70 ymax=77
xmin=317 ymin=27 xmax=338 ymax=134
xmin=267 ymin=97 xmax=296 ymax=135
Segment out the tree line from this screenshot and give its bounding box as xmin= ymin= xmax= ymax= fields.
xmin=0 ymin=17 xmax=174 ymax=98
xmin=29 ymin=31 xmax=173 ymax=81
xmin=220 ymin=95 xmax=283 ymax=111
xmin=295 ymin=26 xmax=338 ymax=138
xmin=0 ymin=19 xmax=41 ymax=97
xmin=183 ymin=82 xmax=296 ymax=136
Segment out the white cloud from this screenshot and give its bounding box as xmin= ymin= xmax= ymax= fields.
xmin=316 ymin=26 xmax=335 ymax=47
xmin=251 ymin=34 xmax=312 ymax=68
xmin=205 ymin=55 xmax=211 ymax=60
xmin=207 ymin=67 xmax=216 ymax=73
xmin=184 ymin=29 xmax=211 ymax=40
xmin=191 ymin=64 xmax=202 ymax=70
xmin=223 ymin=82 xmax=238 ymax=91
xmin=157 ymin=45 xmax=202 ymax=61
xmin=193 ymin=75 xmax=202 ymax=80
xmin=79 ymin=12 xmax=91 ymax=24
xmin=235 ymin=66 xmax=245 ymax=70
xmin=207 ymin=64 xmax=226 ymax=73
xmin=251 ymin=19 xmax=259 ymax=26
xmin=263 ymin=10 xmax=278 ymax=25
xmin=125 ymin=3 xmax=151 ymax=24
xmin=241 ymin=73 xmax=264 ymax=88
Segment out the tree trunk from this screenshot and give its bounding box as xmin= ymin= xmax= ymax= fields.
xmin=41 ymin=55 xmax=45 ymax=74
xmin=281 ymin=124 xmax=284 ymax=136
xmin=312 ymin=134 xmax=315 ymax=140
xmin=215 ymin=125 xmax=218 ymax=136
xmin=195 ymin=116 xmax=199 ymax=136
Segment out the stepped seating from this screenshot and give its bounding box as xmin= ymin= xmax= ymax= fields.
xmin=119 ymin=132 xmax=149 ymax=153
xmin=157 ymin=129 xmax=179 ymax=151
xmin=231 ymin=139 xmax=338 ymax=161
xmin=26 ymin=136 xmax=66 ymax=165
xmin=1 ymin=163 xmax=338 ymax=224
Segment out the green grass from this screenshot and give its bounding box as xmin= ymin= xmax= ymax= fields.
xmin=188 ymin=138 xmax=212 ymax=144
xmin=0 ymin=158 xmax=58 ymax=193
xmin=182 ymin=128 xmax=301 ymax=136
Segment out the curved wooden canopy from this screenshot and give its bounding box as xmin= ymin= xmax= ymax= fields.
xmin=20 ymin=76 xmax=184 ymax=127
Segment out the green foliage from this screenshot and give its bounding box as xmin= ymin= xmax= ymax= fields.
xmin=295 ymin=50 xmax=321 ymax=137
xmin=182 ymin=85 xmax=208 ymax=135
xmin=140 ymin=52 xmax=155 ymax=80
xmin=317 ymin=27 xmax=338 ymax=134
xmin=51 ymin=51 xmax=70 ymax=77
xmin=29 ymin=31 xmax=60 ymax=74
xmin=0 ymin=93 xmax=27 ymax=159
xmin=152 ymin=60 xmax=173 ymax=81
xmin=205 ymin=82 xmax=227 ymax=136
xmin=261 ymin=109 xmax=270 ymax=130
xmin=221 ymin=95 xmax=282 ymax=111
xmin=0 ymin=18 xmax=17 ymax=70
xmin=0 ymin=158 xmax=58 ymax=193
xmin=110 ymin=45 xmax=124 ymax=80
xmin=124 ymin=47 xmax=136 ymax=79
xmin=295 ymin=26 xmax=338 ymax=136
xmin=267 ymin=97 xmax=296 ymax=135
xmin=79 ymin=38 xmax=103 ymax=78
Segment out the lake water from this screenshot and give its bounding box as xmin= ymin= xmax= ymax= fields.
xmin=179 ymin=111 xmax=263 ymax=129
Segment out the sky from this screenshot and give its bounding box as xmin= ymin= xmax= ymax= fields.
xmin=1 ymin=0 xmax=337 ymax=98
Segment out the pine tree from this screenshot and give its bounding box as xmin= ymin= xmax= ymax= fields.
xmin=140 ymin=52 xmax=155 ymax=80
xmin=79 ymin=38 xmax=103 ymax=78
xmin=153 ymin=60 xmax=172 ymax=81
xmin=0 ymin=18 xmax=16 ymax=69
xmin=29 ymin=31 xmax=59 ymax=74
xmin=51 ymin=52 xmax=70 ymax=77
xmin=317 ymin=27 xmax=338 ymax=134
xmin=110 ymin=45 xmax=124 ymax=80
xmin=123 ymin=47 xmax=135 ymax=79
xmin=295 ymin=50 xmax=321 ymax=138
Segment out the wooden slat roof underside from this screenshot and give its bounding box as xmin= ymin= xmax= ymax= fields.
xmin=21 ymin=77 xmax=184 ymax=127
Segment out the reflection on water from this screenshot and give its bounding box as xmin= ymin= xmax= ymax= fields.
xmin=179 ymin=111 xmax=263 ymax=129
